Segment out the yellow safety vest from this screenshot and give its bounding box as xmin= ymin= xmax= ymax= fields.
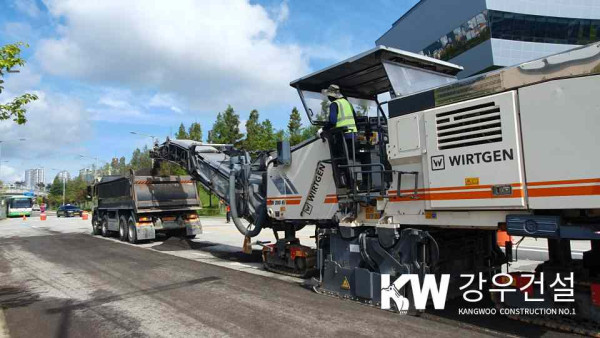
xmin=334 ymin=98 xmax=357 ymax=134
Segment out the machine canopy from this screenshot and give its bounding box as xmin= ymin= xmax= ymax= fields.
xmin=290 ymin=45 xmax=463 ymax=124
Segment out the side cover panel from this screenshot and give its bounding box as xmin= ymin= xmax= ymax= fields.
xmin=519 ymin=75 xmax=600 ymax=209
xmin=266 ymin=138 xmax=338 ymax=221
xmin=423 ymin=91 xmax=526 ymax=209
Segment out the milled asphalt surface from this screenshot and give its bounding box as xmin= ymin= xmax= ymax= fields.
xmin=0 ymin=216 xmax=576 ymax=337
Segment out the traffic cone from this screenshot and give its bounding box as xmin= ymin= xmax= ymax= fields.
xmin=22 ymin=214 xmax=26 ymax=221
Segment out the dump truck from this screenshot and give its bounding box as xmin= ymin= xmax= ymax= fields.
xmin=89 ymin=171 xmax=202 ymax=243
xmin=151 ymin=43 xmax=600 ymax=333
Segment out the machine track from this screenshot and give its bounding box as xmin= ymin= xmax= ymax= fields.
xmin=262 ymin=262 xmax=316 ymax=279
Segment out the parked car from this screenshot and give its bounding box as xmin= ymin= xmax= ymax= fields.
xmin=32 ymin=204 xmax=41 ymax=211
xmin=57 ymin=205 xmax=83 ymax=217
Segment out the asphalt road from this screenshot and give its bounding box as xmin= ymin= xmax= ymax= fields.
xmin=0 ymin=216 xmax=574 ymax=337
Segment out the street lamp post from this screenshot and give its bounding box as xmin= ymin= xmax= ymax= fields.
xmin=130 ymin=131 xmax=157 ymax=144
xmin=0 ymin=160 xmax=8 ymax=190
xmin=79 ymin=155 xmax=108 ymax=179
xmin=0 ymin=138 xmax=26 ymax=182
xmin=130 ymin=131 xmax=159 ymax=168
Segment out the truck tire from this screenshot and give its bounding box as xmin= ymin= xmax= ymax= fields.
xmin=128 ymin=217 xmax=138 ymax=244
xmin=92 ymin=214 xmax=101 ymax=235
xmin=118 ymin=216 xmax=128 ymax=242
xmin=101 ymin=216 xmax=110 ymax=237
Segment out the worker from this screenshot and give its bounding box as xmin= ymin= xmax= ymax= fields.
xmin=226 ymin=205 xmax=231 ymax=223
xmin=322 ymin=84 xmax=358 ymax=159
xmin=323 ymin=84 xmax=357 ymax=136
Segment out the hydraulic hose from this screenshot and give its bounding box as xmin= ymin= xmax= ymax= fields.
xmin=229 ymin=171 xmax=263 ymax=237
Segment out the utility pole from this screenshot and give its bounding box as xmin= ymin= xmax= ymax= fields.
xmin=62 ymin=174 xmax=66 ymax=205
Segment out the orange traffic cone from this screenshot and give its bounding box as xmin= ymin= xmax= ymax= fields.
xmin=22 ymin=214 xmax=26 ymax=221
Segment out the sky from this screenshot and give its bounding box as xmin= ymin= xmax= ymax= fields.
xmin=0 ymin=0 xmax=418 ymax=183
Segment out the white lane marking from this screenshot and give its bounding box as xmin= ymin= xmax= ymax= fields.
xmin=517 ymin=247 xmax=584 ymax=257
xmin=0 ymin=308 xmax=9 ymax=338
xmin=228 ymin=262 xmax=257 ymax=269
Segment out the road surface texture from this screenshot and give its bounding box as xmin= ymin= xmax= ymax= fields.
xmin=0 ymin=216 xmax=574 ymax=337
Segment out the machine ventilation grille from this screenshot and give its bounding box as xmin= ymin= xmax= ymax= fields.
xmin=436 ymin=101 xmax=502 ymax=150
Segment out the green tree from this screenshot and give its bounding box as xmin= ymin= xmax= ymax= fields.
xmin=242 ymin=110 xmax=282 ymax=151
xmin=274 ymin=129 xmax=285 ymax=146
xmin=0 ymin=42 xmax=38 ymax=124
xmin=301 ymin=124 xmax=319 ymax=141
xmin=188 ymin=122 xmax=203 ymax=141
xmin=243 ymin=109 xmax=261 ymax=151
xmin=138 ymin=145 xmax=152 ymax=169
xmin=48 ymin=176 xmax=65 ymax=207
xmin=288 ymin=107 xmax=303 ymax=146
xmin=111 ymin=157 xmax=119 ymax=174
xmin=118 ymin=156 xmax=128 ymax=175
xmin=130 ymin=148 xmax=142 ymax=170
xmin=259 ymin=119 xmax=276 ymax=150
xmin=207 ymin=105 xmax=243 ymax=145
xmin=157 ymin=161 xmax=187 ymax=176
xmin=175 ymin=123 xmax=188 ymax=139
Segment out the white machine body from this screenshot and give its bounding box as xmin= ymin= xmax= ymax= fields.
xmin=268 ymin=43 xmax=600 ymax=231
xmin=382 ymin=74 xmax=600 ymax=229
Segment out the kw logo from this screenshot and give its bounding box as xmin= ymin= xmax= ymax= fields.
xmin=381 ymin=274 xmax=450 ymax=314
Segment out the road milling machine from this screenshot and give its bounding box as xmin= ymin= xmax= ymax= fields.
xmin=151 ymin=43 xmax=600 ymax=330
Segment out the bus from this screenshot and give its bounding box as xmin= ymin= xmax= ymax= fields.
xmin=5 ymin=196 xmax=34 ymax=217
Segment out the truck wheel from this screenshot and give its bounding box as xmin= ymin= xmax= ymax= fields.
xmin=128 ymin=217 xmax=138 ymax=244
xmin=92 ymin=214 xmax=101 ymax=235
xmin=101 ymin=216 xmax=110 ymax=237
xmin=118 ymin=216 xmax=128 ymax=242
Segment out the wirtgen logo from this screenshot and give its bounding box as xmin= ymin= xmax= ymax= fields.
xmin=381 ymin=274 xmax=450 ymax=314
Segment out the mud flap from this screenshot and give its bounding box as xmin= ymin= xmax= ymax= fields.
xmin=186 ymin=220 xmax=202 ymax=235
xmin=137 ymin=225 xmax=156 ymax=240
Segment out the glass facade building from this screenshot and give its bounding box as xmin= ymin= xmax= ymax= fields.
xmin=377 ymin=0 xmax=600 ymax=77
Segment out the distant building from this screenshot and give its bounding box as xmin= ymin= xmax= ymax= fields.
xmin=24 ymin=168 xmax=45 ymax=189
xmin=79 ymin=168 xmax=94 ymax=183
xmin=55 ymin=170 xmax=71 ymax=182
xmin=376 ymin=0 xmax=600 ymax=77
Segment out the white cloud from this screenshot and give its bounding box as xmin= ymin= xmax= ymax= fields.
xmin=0 ymin=89 xmax=92 ymax=159
xmin=36 ymin=0 xmax=310 ymax=114
xmin=148 ymin=93 xmax=183 ymax=114
xmin=0 ymin=86 xmax=92 ymax=183
xmin=275 ymin=1 xmax=290 ymax=23
xmin=0 ymin=164 xmax=21 ymax=183
xmin=11 ymin=0 xmax=42 ymax=18
xmin=2 ymin=21 xmax=37 ymax=42
xmin=1 ymin=65 xmax=42 ymax=93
